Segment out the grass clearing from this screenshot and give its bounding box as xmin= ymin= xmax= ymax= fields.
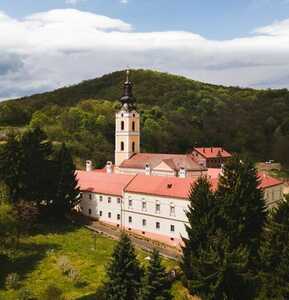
xmin=0 ymin=222 xmax=187 ymax=300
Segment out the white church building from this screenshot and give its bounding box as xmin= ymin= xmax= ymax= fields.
xmin=77 ymin=70 xmax=284 ymax=247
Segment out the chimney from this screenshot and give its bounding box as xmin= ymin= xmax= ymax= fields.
xmin=106 ymin=161 xmax=113 ymax=174
xmin=145 ymin=163 xmax=151 ymax=176
xmin=179 ymin=167 xmax=186 ymax=178
xmin=86 ymin=160 xmax=93 ymax=172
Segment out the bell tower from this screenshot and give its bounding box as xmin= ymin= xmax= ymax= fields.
xmin=115 ymin=70 xmax=140 ymax=167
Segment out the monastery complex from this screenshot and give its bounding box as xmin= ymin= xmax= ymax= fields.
xmin=77 ymin=71 xmax=284 ymax=246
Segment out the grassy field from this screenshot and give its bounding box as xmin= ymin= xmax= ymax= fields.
xmin=0 ymin=222 xmax=190 ymax=300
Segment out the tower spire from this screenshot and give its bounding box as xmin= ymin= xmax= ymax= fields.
xmin=120 ymin=69 xmax=136 ymax=111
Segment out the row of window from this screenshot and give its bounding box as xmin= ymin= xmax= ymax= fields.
xmin=85 ymin=195 xmax=176 ymax=216
xmin=120 ymin=141 xmax=136 ymax=152
xmin=99 ymin=211 xmax=175 ymax=232
xmin=121 ymin=120 xmax=136 ymax=131
xmin=128 ymin=199 xmax=176 ymax=216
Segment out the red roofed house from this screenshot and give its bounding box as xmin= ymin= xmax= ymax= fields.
xmin=192 ymin=147 xmax=232 ymax=168
xmin=76 ymin=70 xmax=284 ymax=247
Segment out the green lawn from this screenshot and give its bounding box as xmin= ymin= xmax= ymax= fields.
xmin=0 ymin=222 xmax=188 ymax=300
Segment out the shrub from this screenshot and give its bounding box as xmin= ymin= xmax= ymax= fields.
xmin=5 ymin=273 xmax=20 ymax=290
xmin=42 ymin=284 xmax=63 ymax=300
xmin=17 ymin=288 xmax=33 ymax=300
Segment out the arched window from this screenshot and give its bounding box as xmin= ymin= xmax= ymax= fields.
xmin=132 ymin=121 xmax=135 ymax=131
xmin=121 ymin=142 xmax=124 ymax=151
xmin=121 ymin=121 xmax=124 ymax=130
xmin=132 ymin=142 xmax=135 ymax=152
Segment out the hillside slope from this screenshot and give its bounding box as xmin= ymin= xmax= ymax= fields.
xmin=0 ymin=69 xmax=288 ymax=167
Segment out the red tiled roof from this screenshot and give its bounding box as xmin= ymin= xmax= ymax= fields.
xmin=76 ymin=170 xmax=283 ymax=200
xmin=119 ymin=153 xmax=206 ymax=171
xmin=258 ymin=173 xmax=283 ymax=189
xmin=76 ymin=171 xmax=135 ymax=197
xmin=124 ymin=174 xmax=199 ymax=199
xmin=194 ymin=147 xmax=232 ymax=159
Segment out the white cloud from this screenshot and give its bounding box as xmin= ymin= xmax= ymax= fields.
xmin=120 ymin=0 xmax=129 ymax=4
xmin=0 ymin=9 xmax=289 ymax=100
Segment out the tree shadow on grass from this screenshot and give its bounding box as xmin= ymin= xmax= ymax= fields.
xmin=30 ymin=220 xmax=82 ymax=237
xmin=0 ymin=241 xmax=60 ymax=289
xmin=76 ymin=286 xmax=105 ymax=300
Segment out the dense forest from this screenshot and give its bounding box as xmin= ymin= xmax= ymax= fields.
xmin=0 ymin=69 xmax=288 ymax=168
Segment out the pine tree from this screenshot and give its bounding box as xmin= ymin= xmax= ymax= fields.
xmin=103 ymin=233 xmax=142 ymax=300
xmin=217 ymin=156 xmax=267 ymax=260
xmin=140 ymin=249 xmax=172 ymax=300
xmin=53 ymin=143 xmax=79 ymax=218
xmin=0 ymin=132 xmax=23 ymax=203
xmin=258 ymin=196 xmax=289 ymax=299
xmin=20 ymin=127 xmax=52 ymax=203
xmin=181 ymin=176 xmax=216 ymax=290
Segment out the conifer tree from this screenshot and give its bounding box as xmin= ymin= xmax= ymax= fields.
xmin=258 ymin=196 xmax=289 ymax=299
xmin=0 ymin=132 xmax=22 ymax=203
xmin=103 ymin=233 xmax=142 ymax=300
xmin=53 ymin=143 xmax=79 ymax=218
xmin=140 ymin=249 xmax=172 ymax=300
xmin=20 ymin=127 xmax=52 ymax=203
xmin=217 ymin=156 xmax=267 ymax=260
xmin=181 ymin=176 xmax=216 ymax=288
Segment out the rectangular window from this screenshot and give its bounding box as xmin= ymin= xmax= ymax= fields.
xmin=117 ymin=198 xmax=121 ymax=204
xmin=99 ymin=211 xmax=102 ymax=216
xmin=170 ymin=205 xmax=175 ymax=216
xmin=108 ymin=212 xmax=111 ymax=218
xmin=99 ymin=195 xmax=103 ymax=202
xmin=89 ymin=194 xmax=92 ymax=200
xmin=108 ymin=197 xmax=111 ymax=204
xmin=129 ymin=216 xmax=132 ymax=223
xmin=142 ymin=219 xmax=146 ymax=226
xmin=129 ymin=199 xmax=133 ymax=208
xmin=156 ymin=203 xmax=160 ymax=214
xmin=156 ymin=222 xmax=160 ymax=229
xmin=170 ymin=225 xmax=175 ymax=232
xmin=117 ymin=214 xmax=120 ymax=220
xmin=88 ymin=208 xmax=92 ymax=215
xmin=142 ymin=200 xmax=146 ymax=211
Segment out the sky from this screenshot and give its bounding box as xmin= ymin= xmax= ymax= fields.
xmin=0 ymin=0 xmax=289 ymax=99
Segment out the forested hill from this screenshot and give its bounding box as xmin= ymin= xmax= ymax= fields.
xmin=0 ymin=69 xmax=289 ymax=168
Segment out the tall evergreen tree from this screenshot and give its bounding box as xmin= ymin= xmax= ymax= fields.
xmin=258 ymin=196 xmax=289 ymax=299
xmin=53 ymin=143 xmax=79 ymax=218
xmin=181 ymin=176 xmax=216 ymax=289
xmin=20 ymin=127 xmax=52 ymax=203
xmin=140 ymin=249 xmax=172 ymax=300
xmin=217 ymin=156 xmax=267 ymax=260
xmin=0 ymin=132 xmax=22 ymax=203
xmin=103 ymin=233 xmax=142 ymax=300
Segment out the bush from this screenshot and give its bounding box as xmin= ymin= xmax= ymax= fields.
xmin=5 ymin=272 xmax=20 ymax=290
xmin=17 ymin=288 xmax=33 ymax=300
xmin=42 ymin=284 xmax=63 ymax=300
